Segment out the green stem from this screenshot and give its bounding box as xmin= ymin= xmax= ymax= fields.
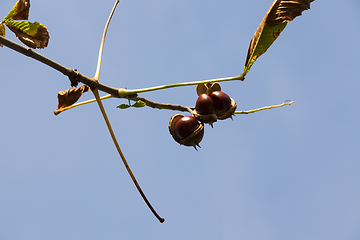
xmin=118 ymin=74 xmax=244 ymax=97
xmin=235 ymin=101 xmax=295 ymax=114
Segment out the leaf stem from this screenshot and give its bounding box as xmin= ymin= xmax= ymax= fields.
xmin=118 ymin=75 xmax=244 ymax=97
xmin=92 ymin=88 xmax=165 ymax=223
xmin=94 ymin=0 xmax=120 ymax=81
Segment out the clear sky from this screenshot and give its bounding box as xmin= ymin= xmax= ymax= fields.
xmin=1 ymin=0 xmax=360 ymax=239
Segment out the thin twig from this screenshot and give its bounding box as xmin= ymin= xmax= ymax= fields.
xmin=94 ymin=0 xmax=119 ymax=81
xmin=134 ymin=97 xmax=194 ymax=114
xmin=91 ymin=0 xmax=164 ymax=223
xmin=235 ymin=101 xmax=295 ymax=114
xmin=93 ymin=89 xmax=165 ymax=223
xmin=55 ymin=94 xmax=195 ymax=115
xmin=54 ymin=94 xmax=113 ymax=115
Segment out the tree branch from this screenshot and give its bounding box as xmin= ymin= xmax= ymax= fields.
xmin=1 ymin=35 xmax=244 ymax=99
xmin=0 ymin=36 xmax=122 ymax=97
xmin=134 ymin=97 xmax=194 ymax=114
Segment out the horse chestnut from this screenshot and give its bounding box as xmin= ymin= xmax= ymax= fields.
xmin=175 ymin=116 xmax=200 ymax=140
xmin=195 ymin=93 xmax=215 ymax=115
xmin=193 ymin=93 xmax=217 ymax=125
xmin=209 ymin=91 xmax=232 ymax=112
xmin=169 ymin=114 xmax=204 ymax=150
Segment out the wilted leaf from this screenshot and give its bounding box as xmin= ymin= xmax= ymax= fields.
xmin=0 ymin=24 xmax=5 ymax=47
xmin=5 ymin=19 xmax=49 ymax=49
xmin=56 ymin=85 xmax=90 ymax=110
xmin=5 ymin=0 xmax=30 ymax=20
xmin=132 ymin=100 xmax=146 ymax=108
xmin=244 ymin=0 xmax=315 ymax=75
xmin=117 ymin=104 xmax=131 ymax=109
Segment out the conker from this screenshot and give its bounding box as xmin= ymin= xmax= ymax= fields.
xmin=174 ymin=116 xmax=200 ymax=140
xmin=169 ymin=114 xmax=204 ymax=150
xmin=209 ymin=91 xmax=232 ymax=112
xmin=195 ymin=83 xmax=237 ymax=121
xmin=195 ymin=93 xmax=215 ymax=115
xmin=193 ymin=93 xmax=217 ymax=125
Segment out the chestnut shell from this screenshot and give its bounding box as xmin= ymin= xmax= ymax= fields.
xmin=196 ymin=82 xmax=221 ymax=96
xmin=193 ymin=110 xmax=217 ymax=125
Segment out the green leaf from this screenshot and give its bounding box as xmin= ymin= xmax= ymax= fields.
xmin=0 ymin=23 xmax=5 ymax=47
xmin=117 ymin=104 xmax=131 ymax=109
xmin=244 ymin=21 xmax=287 ymax=75
xmin=5 ymin=0 xmax=30 ymax=20
xmin=244 ymin=0 xmax=315 ymax=75
xmin=132 ymin=100 xmax=146 ymax=108
xmin=4 ymin=19 xmax=49 ymax=49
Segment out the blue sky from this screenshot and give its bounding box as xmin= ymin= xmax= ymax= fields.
xmin=1 ymin=0 xmax=360 ymax=239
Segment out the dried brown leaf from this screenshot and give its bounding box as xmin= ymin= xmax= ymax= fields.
xmin=266 ymin=0 xmax=315 ymax=26
xmin=56 ymin=85 xmax=90 ymax=110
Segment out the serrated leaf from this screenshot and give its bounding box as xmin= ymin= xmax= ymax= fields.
xmin=132 ymin=100 xmax=146 ymax=108
xmin=244 ymin=0 xmax=315 ymax=75
xmin=0 ymin=24 xmax=5 ymax=47
xmin=56 ymin=85 xmax=90 ymax=110
xmin=5 ymin=19 xmax=49 ymax=49
xmin=5 ymin=0 xmax=30 ymax=20
xmin=117 ymin=104 xmax=131 ymax=109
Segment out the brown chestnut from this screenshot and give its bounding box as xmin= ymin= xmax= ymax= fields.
xmin=175 ymin=116 xmax=200 ymax=139
xmin=196 ymin=82 xmax=237 ymax=120
xmin=214 ymin=97 xmax=237 ymax=120
xmin=195 ymin=93 xmax=215 ymax=115
xmin=209 ymin=91 xmax=232 ymax=112
xmin=193 ymin=93 xmax=217 ymax=125
xmin=169 ymin=114 xmax=204 ymax=150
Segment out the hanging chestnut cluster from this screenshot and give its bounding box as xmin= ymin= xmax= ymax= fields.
xmin=169 ymin=82 xmax=237 ymax=150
